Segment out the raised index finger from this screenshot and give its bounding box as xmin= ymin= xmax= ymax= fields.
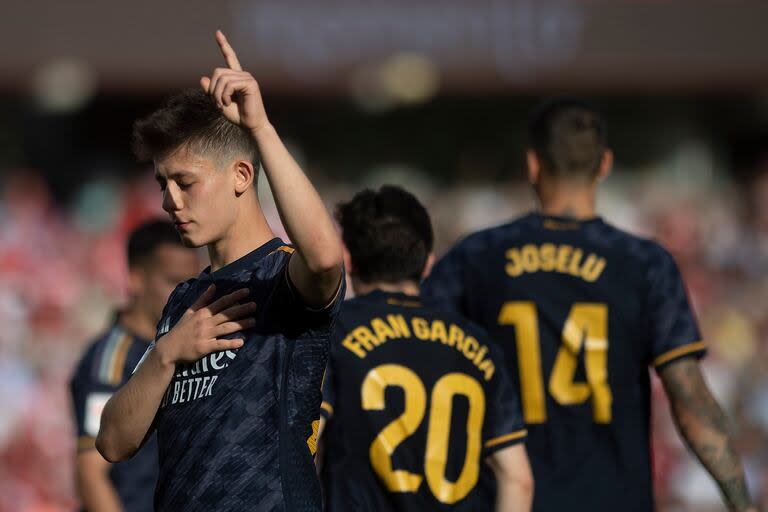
xmin=216 ymin=30 xmax=242 ymax=71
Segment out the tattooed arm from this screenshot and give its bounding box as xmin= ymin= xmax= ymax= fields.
xmin=659 ymin=358 xmax=756 ymax=512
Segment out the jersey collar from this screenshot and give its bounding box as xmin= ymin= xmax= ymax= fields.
xmin=202 ymin=237 xmax=285 ymax=279
xmin=532 ymin=212 xmax=603 ymax=229
xmin=357 ymin=289 xmax=424 ymax=307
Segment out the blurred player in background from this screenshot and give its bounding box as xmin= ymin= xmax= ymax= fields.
xmin=69 ymin=220 xmax=199 ymax=512
xmin=96 ymin=31 xmax=344 ymax=511
xmin=423 ymin=98 xmax=757 ymax=511
xmin=319 ymin=185 xmax=533 ymax=511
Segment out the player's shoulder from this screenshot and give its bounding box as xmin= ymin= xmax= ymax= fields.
xmin=231 ymin=238 xmax=294 ymax=284
xmin=335 ymin=294 xmax=383 ymax=325
xmin=588 ymin=220 xmax=676 ymax=270
xmin=453 ymin=213 xmax=539 ymax=254
xmin=71 ymin=320 xmax=133 ymax=386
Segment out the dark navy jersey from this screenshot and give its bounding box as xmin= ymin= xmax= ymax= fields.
xmin=320 ymin=290 xmax=526 ymax=512
xmin=422 ymin=212 xmax=705 ymax=512
xmin=138 ymin=238 xmax=343 ymax=512
xmin=70 ymin=317 xmax=159 ymax=512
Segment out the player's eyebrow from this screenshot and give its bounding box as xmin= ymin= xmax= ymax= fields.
xmin=155 ymin=170 xmax=195 ymax=181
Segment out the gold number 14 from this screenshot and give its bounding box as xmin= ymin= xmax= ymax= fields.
xmin=498 ymin=301 xmax=612 ymax=424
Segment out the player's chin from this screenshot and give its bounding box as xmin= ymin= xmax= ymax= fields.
xmin=177 ymin=231 xmax=206 ymax=249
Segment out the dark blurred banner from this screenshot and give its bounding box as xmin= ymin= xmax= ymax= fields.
xmin=1 ymin=0 xmax=767 ymax=96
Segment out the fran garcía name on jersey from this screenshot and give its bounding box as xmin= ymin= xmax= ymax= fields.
xmin=340 ymin=312 xmax=497 ymax=381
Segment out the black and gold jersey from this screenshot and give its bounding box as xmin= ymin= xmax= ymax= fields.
xmin=423 ymin=212 xmax=705 ymax=512
xmin=320 ymin=290 xmax=526 ymax=512
xmin=138 ymin=238 xmax=344 ymax=512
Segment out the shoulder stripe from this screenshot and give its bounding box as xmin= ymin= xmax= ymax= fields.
xmin=320 ymin=401 xmax=334 ymax=416
xmin=97 ymin=328 xmax=122 ymax=383
xmin=277 ymin=245 xmax=295 ymax=254
xmin=108 ymin=334 xmax=132 ymax=385
xmin=652 ymin=340 xmax=706 ymax=368
xmin=484 ymin=429 xmax=527 ymax=449
xmin=98 ymin=330 xmax=131 ymax=385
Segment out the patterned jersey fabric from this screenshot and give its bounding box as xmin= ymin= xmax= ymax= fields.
xmin=140 ymin=238 xmax=343 ymax=511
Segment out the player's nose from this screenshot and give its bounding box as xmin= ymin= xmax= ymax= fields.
xmin=162 ymin=184 xmax=184 ymax=213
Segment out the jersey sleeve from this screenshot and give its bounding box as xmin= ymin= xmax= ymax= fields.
xmin=645 ymin=244 xmax=705 ymax=371
xmin=270 ymin=252 xmax=346 ymax=332
xmin=421 ymin=240 xmax=470 ymax=314
xmin=480 ymin=336 xmax=527 ymax=456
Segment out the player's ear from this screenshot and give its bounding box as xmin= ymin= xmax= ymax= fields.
xmin=596 ymin=149 xmax=613 ymax=183
xmin=526 ymin=149 xmax=541 ymax=185
xmin=233 ymin=159 xmax=255 ymax=195
xmin=342 ymin=246 xmax=354 ymax=276
xmin=421 ymin=253 xmax=436 ymax=280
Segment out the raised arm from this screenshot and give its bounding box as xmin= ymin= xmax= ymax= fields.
xmin=201 ymin=31 xmax=343 ymax=308
xmin=97 ymin=287 xmax=254 ymax=462
xmin=486 ymin=444 xmax=534 ymax=511
xmin=659 ymin=358 xmax=756 ymax=512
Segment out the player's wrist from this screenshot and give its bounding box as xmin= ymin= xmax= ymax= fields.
xmin=153 ymin=337 xmax=179 ymax=369
xmin=248 ymin=121 xmax=275 ymax=142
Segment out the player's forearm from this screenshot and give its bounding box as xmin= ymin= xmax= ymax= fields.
xmin=672 ymin=404 xmax=752 ymax=511
xmin=495 ymin=476 xmax=533 ymax=512
xmin=76 ymin=461 xmax=123 ymax=512
xmin=489 ymin=446 xmax=534 ymax=512
xmin=97 ymin=347 xmax=174 ymax=462
xmin=661 ymin=360 xmax=753 ymax=511
xmin=250 ymin=124 xmax=342 ymax=276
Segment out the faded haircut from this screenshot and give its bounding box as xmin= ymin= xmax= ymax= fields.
xmin=528 ymin=97 xmax=607 ymax=180
xmin=132 ymin=88 xmax=259 ymax=167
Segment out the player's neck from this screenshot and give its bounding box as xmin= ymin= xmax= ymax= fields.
xmin=118 ymin=306 xmax=158 ymax=342
xmin=352 ymin=279 xmax=421 ymax=297
xmin=207 ymin=198 xmax=275 ymax=272
xmin=536 ymin=180 xmax=597 ymax=220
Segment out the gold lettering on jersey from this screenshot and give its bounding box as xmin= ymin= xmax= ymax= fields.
xmin=430 ymin=320 xmax=448 ymax=344
xmin=341 ymin=316 xmax=496 ymax=380
xmin=412 ymin=317 xmax=431 ymax=340
xmin=505 ymin=244 xmax=606 ymax=282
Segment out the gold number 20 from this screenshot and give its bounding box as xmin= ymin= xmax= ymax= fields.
xmin=361 ymin=365 xmax=485 ymax=504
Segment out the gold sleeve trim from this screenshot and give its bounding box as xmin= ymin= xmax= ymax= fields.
xmin=484 ymin=429 xmax=527 ymax=449
xmin=283 ymin=253 xmax=344 ymax=312
xmin=652 ymin=340 xmax=706 ymax=368
xmin=320 ymin=401 xmax=334 ymax=416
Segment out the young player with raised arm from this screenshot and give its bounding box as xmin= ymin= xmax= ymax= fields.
xmin=319 ymin=186 xmax=533 ymax=511
xmin=96 ymin=31 xmax=344 ymax=512
xmin=423 ymin=98 xmax=757 ymax=512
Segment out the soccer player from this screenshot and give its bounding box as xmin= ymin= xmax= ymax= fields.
xmin=96 ymin=31 xmax=344 ymax=511
xmin=319 ymin=185 xmax=533 ymax=511
xmin=422 ymin=98 xmax=757 ymax=511
xmin=70 ymin=220 xmax=199 ymax=512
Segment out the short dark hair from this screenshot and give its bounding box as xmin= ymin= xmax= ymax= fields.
xmin=127 ymin=219 xmax=186 ymax=268
xmin=336 ymin=185 xmax=433 ymax=284
xmin=132 ymin=88 xmax=259 ymax=166
xmin=528 ymin=98 xmax=607 ymax=179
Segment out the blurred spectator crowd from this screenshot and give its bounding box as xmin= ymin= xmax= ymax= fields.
xmin=1 ymin=151 xmax=767 ymax=510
